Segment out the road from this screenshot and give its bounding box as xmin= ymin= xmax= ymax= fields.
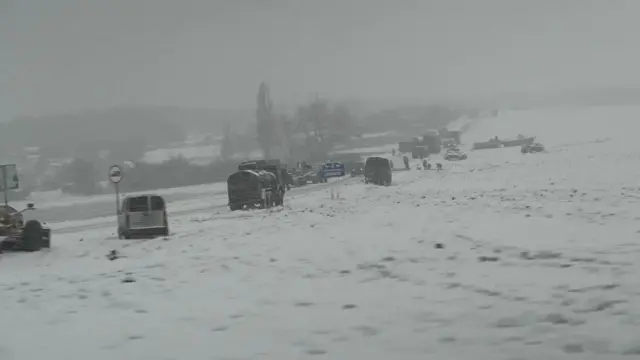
xmin=53 ymin=177 xmax=356 ymax=234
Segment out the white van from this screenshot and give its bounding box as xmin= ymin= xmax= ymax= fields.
xmin=117 ymin=194 xmax=169 ymax=239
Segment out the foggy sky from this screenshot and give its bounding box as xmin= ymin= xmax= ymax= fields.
xmin=2 ymin=0 xmax=640 ymax=120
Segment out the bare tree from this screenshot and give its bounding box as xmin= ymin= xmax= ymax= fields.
xmin=256 ymin=82 xmax=274 ymax=159
xmin=219 ymin=121 xmax=234 ymax=160
xmin=328 ymin=102 xmax=354 ymax=141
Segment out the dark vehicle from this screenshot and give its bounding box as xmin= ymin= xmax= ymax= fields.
xmin=238 ymin=160 xmax=267 ymax=171
xmin=411 ymin=145 xmax=429 ymax=159
xmin=238 ymin=159 xmax=287 ymax=200
xmin=227 ymin=170 xmax=282 ymax=211
xmin=502 ymin=135 xmax=535 ymax=148
xmin=521 ymin=142 xmax=545 ymax=153
xmin=364 ymin=157 xmax=392 ymax=186
xmin=472 ymin=138 xmax=503 ymax=150
xmin=349 ymin=162 xmax=365 ymax=177
xmin=421 ymin=133 xmax=442 ymax=154
xmin=0 ymin=203 xmax=51 ymax=252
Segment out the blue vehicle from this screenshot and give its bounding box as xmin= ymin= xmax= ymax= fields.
xmin=319 ymin=162 xmax=345 ymax=182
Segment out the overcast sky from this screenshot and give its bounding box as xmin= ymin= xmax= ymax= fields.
xmin=2 ymin=0 xmax=640 ymax=119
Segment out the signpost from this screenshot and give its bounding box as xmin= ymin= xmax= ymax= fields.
xmin=108 ymin=165 xmax=123 ymax=218
xmin=321 ymin=162 xmax=345 ymax=200
xmin=0 ymin=164 xmax=19 ymax=207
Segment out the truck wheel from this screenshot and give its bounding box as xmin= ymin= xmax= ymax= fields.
xmin=22 ymin=220 xmax=43 ymax=251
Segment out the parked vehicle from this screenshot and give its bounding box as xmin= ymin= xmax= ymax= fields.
xmin=118 ymin=194 xmax=169 ymax=239
xmin=444 ymin=147 xmax=468 ymax=160
xmin=472 ymin=138 xmax=503 ymax=150
xmin=349 ymin=162 xmax=365 ymax=177
xmin=501 ymin=135 xmax=535 ymax=148
xmin=0 ymin=203 xmax=51 ymax=252
xmin=227 ymin=170 xmax=282 ymax=211
xmin=364 ymin=157 xmax=392 ymax=186
xmin=521 ymin=142 xmax=545 ymax=153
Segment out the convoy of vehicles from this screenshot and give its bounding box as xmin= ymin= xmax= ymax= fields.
xmin=2 ymin=123 xmax=543 ymax=248
xmin=473 ymin=135 xmax=535 ymax=150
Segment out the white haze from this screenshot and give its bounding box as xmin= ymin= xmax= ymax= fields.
xmin=2 ymin=0 xmax=640 ymax=119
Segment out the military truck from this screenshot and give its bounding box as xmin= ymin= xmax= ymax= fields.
xmin=227 ymin=170 xmax=281 ymax=210
xmin=239 ymin=159 xmax=288 ymax=195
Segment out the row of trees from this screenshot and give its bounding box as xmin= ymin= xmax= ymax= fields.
xmin=220 ymin=83 xmax=359 ymax=163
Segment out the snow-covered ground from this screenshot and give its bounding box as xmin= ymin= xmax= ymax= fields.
xmin=2 ymin=106 xmax=640 ymax=359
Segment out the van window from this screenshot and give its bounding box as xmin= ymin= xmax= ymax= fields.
xmin=127 ymin=196 xmax=149 ymax=212
xmin=150 ymin=196 xmax=165 ymax=211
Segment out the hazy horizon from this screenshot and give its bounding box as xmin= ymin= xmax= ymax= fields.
xmin=3 ymin=0 xmax=640 ymax=120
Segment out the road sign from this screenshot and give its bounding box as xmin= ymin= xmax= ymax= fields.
xmin=0 ymin=164 xmax=19 ymax=207
xmin=0 ymin=164 xmax=19 ymax=191
xmin=321 ymin=162 xmax=345 ymax=178
xmin=108 ymin=165 xmax=123 ymax=184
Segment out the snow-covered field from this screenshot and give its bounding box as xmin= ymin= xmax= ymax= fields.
xmin=3 ymin=106 xmax=640 ymax=359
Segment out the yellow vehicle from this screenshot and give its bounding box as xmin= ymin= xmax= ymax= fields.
xmin=0 ymin=203 xmax=51 ymax=252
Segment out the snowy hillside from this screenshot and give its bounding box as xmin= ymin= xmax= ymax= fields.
xmin=2 ymin=106 xmax=640 ymax=359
